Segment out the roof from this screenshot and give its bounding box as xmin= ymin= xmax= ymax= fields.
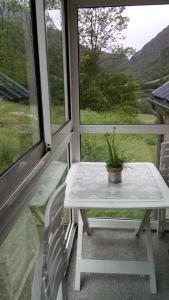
xmin=148 ymin=81 xmax=169 ymax=110
xmin=152 ymin=81 xmax=169 ymax=101
xmin=0 ymin=72 xmax=29 ymax=100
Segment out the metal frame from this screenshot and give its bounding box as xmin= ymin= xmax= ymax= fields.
xmin=35 ymin=0 xmax=52 ymax=149
xmin=0 ymin=0 xmax=48 ymax=207
xmin=35 ymin=0 xmax=76 ymax=257
xmin=62 ymin=0 xmax=71 ymax=122
xmin=67 ymin=0 xmax=81 ymax=162
xmin=0 ymin=0 xmax=75 ymax=253
xmin=0 ymin=131 xmax=72 ymax=246
xmin=80 ymin=124 xmax=169 ymax=134
xmin=67 ymin=0 xmax=169 ymax=167
xmin=73 ymin=0 xmax=169 ymax=7
xmin=1 ymin=0 xmax=169 ymax=268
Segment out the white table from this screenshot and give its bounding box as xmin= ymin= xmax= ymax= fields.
xmin=64 ymin=162 xmax=169 ymax=294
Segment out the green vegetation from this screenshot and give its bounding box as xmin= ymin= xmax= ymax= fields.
xmin=0 ymin=19 xmax=27 ymax=87
xmin=81 ymin=133 xmax=157 ymax=164
xmin=79 ymin=7 xmax=139 ymax=112
xmin=0 ymin=100 xmax=39 ymax=173
xmin=46 ymin=9 xmax=66 ymax=128
xmin=105 ymin=129 xmax=127 ymax=169
xmin=80 ymin=109 xmax=157 ymax=125
xmin=86 ymin=209 xmax=145 ymax=219
xmin=51 ymin=104 xmax=66 ymax=131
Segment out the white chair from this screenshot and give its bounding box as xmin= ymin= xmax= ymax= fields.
xmin=157 ymin=142 xmax=169 ymax=236
xmin=31 ymin=183 xmax=67 ymax=300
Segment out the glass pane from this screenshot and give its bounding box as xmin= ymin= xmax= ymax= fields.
xmin=0 ymin=146 xmax=70 ymax=299
xmin=78 ymin=5 xmax=169 ymax=124
xmin=29 ymin=147 xmax=70 ymax=230
xmin=81 ymin=133 xmax=158 ymax=219
xmin=45 ymin=0 xmax=68 ymax=132
xmin=0 ymin=207 xmax=39 ymax=300
xmin=81 ymin=134 xmax=157 ymax=163
xmin=0 ymin=1 xmax=41 ymax=175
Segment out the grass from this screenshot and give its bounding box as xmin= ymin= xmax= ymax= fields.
xmin=137 ymin=114 xmax=158 ymax=124
xmin=51 ymin=103 xmax=66 ymax=132
xmin=80 ymin=109 xmax=157 ymax=125
xmin=86 ymin=209 xmax=145 ymax=219
xmin=81 ymin=134 xmax=157 ymax=164
xmin=0 ymin=99 xmax=40 ymax=173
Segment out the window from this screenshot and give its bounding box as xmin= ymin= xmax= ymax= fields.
xmin=78 ymin=5 xmax=169 ymax=125
xmin=81 ymin=134 xmax=157 ymax=164
xmin=29 ymin=146 xmax=70 ymax=231
xmin=0 ymin=0 xmax=42 ymax=175
xmin=45 ymin=0 xmax=69 ymax=133
xmin=76 ymin=3 xmax=169 ymax=220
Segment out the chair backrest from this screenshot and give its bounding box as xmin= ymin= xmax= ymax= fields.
xmin=160 ymin=142 xmax=169 ymax=186
xmin=31 ymin=183 xmax=67 ymax=300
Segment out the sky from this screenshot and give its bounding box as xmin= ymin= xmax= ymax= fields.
xmin=49 ymin=4 xmax=169 ymax=52
xmin=122 ymin=5 xmax=169 ymax=51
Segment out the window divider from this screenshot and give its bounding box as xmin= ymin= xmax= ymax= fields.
xmin=80 ymin=124 xmax=169 ymax=134
xmin=35 ymin=0 xmax=52 ymax=149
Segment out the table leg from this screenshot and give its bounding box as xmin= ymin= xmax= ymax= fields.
xmin=80 ymin=209 xmax=91 ymax=236
xmin=75 ymin=211 xmax=83 ymax=291
xmin=144 ymin=221 xmax=157 ymax=294
xmin=135 ymin=210 xmax=152 ymax=237
xmin=136 ymin=210 xmax=157 ymax=294
xmin=74 ymin=211 xmax=157 ymax=294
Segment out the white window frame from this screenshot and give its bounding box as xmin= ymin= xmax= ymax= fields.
xmin=0 ymin=0 xmax=75 ymax=249
xmin=67 ymin=0 xmax=169 ymax=163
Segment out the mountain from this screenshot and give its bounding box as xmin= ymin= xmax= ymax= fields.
xmin=128 ymin=25 xmax=169 ymax=84
xmin=98 ymin=25 xmax=169 ymax=88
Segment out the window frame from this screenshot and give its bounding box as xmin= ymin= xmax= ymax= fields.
xmin=44 ymin=0 xmax=71 ymax=136
xmin=0 ymin=0 xmax=74 ymax=250
xmin=68 ymin=0 xmax=169 ymax=162
xmin=0 ymin=0 xmax=46 ymax=206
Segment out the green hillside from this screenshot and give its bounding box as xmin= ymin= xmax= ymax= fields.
xmin=129 ymin=25 xmax=169 ymax=84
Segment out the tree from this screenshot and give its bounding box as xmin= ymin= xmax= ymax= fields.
xmin=78 ymin=7 xmax=129 ymax=54
xmin=78 ymin=7 xmax=133 ymax=111
xmin=99 ymin=72 xmax=139 ymax=111
xmin=45 ymin=0 xmax=61 ymax=10
xmin=78 ymin=7 xmax=129 ymax=83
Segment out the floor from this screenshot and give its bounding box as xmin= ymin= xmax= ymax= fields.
xmin=66 ymin=227 xmax=169 ymax=300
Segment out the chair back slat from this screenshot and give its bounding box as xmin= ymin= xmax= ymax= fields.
xmin=31 ymin=183 xmax=67 ymax=300
xmin=47 ymin=241 xmax=66 ymax=282
xmin=51 ymin=258 xmax=66 ymax=294
xmin=47 ymin=219 xmax=64 ymax=256
xmin=47 ymin=230 xmax=65 ymax=270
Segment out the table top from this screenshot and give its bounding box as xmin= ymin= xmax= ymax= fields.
xmin=64 ymin=162 xmax=169 ymax=210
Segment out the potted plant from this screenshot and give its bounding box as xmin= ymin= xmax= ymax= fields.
xmin=105 ymin=128 xmax=126 ymax=183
